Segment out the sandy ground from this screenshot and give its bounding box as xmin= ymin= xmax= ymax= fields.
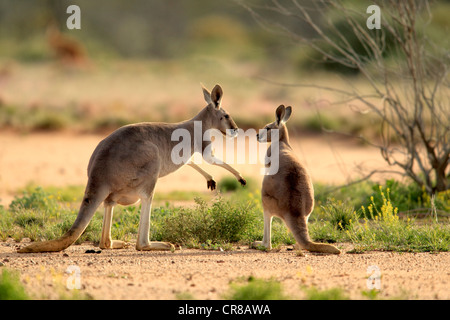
xmin=1 ymin=241 xmax=449 ymax=300
xmin=0 ymin=132 xmax=448 ymax=300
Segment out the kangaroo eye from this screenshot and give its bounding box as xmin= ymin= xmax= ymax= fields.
xmin=225 ymin=115 xmax=229 ymax=119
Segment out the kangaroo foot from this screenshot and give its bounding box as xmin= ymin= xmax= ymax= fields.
xmin=99 ymin=240 xmax=128 ymax=250
xmin=136 ymin=241 xmax=175 ymax=251
xmin=251 ymin=241 xmax=271 ymax=250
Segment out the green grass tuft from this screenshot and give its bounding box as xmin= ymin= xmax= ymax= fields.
xmin=302 ymin=286 xmax=349 ymax=300
xmin=0 ymin=269 xmax=29 ymax=300
xmin=225 ymin=277 xmax=289 ymax=300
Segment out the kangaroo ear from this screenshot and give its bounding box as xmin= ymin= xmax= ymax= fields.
xmin=282 ymin=106 xmax=292 ymax=123
xmin=210 ymin=84 xmax=223 ymax=109
xmin=202 ymin=84 xmax=213 ymax=106
xmin=275 ymin=105 xmax=286 ymax=125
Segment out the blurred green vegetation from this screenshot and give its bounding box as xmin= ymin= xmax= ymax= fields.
xmin=0 ymin=1 xmax=447 ymax=68
xmin=0 ymin=0 xmax=278 ymax=63
xmin=224 ymin=276 xmax=290 ymax=300
xmin=0 ymin=1 xmax=448 ymax=137
xmin=0 ymin=269 xmax=29 ymax=300
xmin=293 ymin=0 xmax=450 ymax=74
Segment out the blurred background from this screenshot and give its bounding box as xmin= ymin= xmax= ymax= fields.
xmin=0 ymin=0 xmax=448 ymax=131
xmin=0 ymin=0 xmax=448 ymax=204
xmin=0 ymin=0 xmax=311 ymax=132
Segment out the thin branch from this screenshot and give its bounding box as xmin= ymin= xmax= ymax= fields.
xmin=316 ymin=168 xmax=403 ymax=198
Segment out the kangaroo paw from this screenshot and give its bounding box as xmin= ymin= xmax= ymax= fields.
xmin=207 ymin=179 xmax=217 ymax=191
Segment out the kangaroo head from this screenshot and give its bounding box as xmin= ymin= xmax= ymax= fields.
xmin=257 ymin=104 xmax=292 ymax=142
xmin=202 ymin=84 xmax=239 ymax=138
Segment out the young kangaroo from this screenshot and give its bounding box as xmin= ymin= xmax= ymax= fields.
xmin=18 ymin=84 xmax=246 ymax=253
xmin=253 ymin=105 xmax=340 ymax=254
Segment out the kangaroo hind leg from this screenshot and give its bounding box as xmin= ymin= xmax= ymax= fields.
xmin=252 ymin=209 xmax=273 ymax=250
xmin=136 ymin=191 xmax=174 ymax=251
xmin=99 ymin=204 xmax=127 ymax=249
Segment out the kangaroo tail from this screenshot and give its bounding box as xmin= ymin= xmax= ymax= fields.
xmin=285 ymin=216 xmax=341 ymax=255
xmin=18 ymin=189 xmax=107 ymax=253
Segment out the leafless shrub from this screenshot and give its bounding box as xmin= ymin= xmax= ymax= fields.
xmin=241 ymin=0 xmax=449 ymax=193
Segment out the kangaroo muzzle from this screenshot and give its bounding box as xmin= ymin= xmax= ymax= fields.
xmin=226 ymin=128 xmax=239 ymax=138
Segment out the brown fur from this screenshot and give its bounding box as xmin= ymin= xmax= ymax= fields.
xmin=46 ymin=24 xmax=90 ymax=68
xmin=254 ymin=105 xmax=340 ymax=254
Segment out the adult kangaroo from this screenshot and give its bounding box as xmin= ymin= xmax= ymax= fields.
xmin=18 ymin=84 xmax=246 ymax=253
xmin=253 ymin=105 xmax=340 ymax=254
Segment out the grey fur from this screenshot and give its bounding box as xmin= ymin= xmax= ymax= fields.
xmin=18 ymin=84 xmax=246 ymax=253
